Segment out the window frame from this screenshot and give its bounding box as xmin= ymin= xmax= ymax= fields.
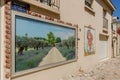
xmin=85 ymin=0 xmax=93 ymax=8
xmin=103 ymin=9 xmax=108 ymax=31
xmin=40 ymin=0 xmax=51 ymax=6
xmin=84 ymin=0 xmax=95 ymax=16
xmin=103 ymin=9 xmax=107 ymax=18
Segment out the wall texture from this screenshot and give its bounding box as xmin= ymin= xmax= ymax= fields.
xmin=0 ymin=0 xmax=114 ymax=80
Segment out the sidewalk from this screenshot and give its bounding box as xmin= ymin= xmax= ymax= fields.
xmin=61 ymin=56 xmax=120 ymax=80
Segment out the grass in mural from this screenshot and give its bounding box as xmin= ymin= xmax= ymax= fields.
xmin=15 ymin=47 xmax=52 ymax=72
xmin=15 ymin=32 xmax=76 ymax=72
xmin=57 ymin=46 xmax=75 ymax=60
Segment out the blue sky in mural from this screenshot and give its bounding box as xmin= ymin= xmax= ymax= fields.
xmin=16 ymin=16 xmax=75 ymax=40
xmin=111 ymin=0 xmax=120 ymax=21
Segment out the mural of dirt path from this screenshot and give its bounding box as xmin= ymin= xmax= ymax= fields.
xmin=38 ymin=47 xmax=66 ymax=66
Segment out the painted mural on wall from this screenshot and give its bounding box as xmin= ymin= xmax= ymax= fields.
xmin=15 ymin=16 xmax=76 ymax=72
xmin=84 ymin=26 xmax=95 ymax=56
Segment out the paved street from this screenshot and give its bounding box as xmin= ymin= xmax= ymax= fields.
xmin=62 ymin=56 xmax=120 ymax=80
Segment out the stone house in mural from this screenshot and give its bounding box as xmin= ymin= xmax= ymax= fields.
xmin=0 ymin=0 xmax=115 ymax=80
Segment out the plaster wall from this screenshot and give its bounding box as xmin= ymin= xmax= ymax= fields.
xmin=0 ymin=0 xmax=113 ymax=80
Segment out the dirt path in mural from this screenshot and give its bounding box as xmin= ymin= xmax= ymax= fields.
xmin=38 ymin=47 xmax=66 ymax=66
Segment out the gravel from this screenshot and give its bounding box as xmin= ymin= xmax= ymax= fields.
xmin=60 ymin=56 xmax=120 ymax=80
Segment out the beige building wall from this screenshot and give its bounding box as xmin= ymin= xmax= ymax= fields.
xmin=112 ymin=17 xmax=120 ymax=57
xmin=30 ymin=4 xmax=60 ymax=19
xmin=117 ymin=34 xmax=120 ymax=56
xmin=112 ymin=17 xmax=119 ymax=57
xmin=112 ymin=21 xmax=117 ymax=57
xmin=60 ymin=0 xmax=113 ymax=69
xmin=0 ymin=0 xmax=1 ymax=80
xmin=0 ymin=0 xmax=115 ymax=80
xmin=117 ymin=23 xmax=120 ymax=56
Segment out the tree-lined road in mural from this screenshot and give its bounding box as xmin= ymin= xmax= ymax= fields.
xmin=39 ymin=47 xmax=66 ymax=66
xmin=15 ymin=16 xmax=76 ymax=72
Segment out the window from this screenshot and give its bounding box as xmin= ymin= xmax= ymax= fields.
xmin=40 ymin=0 xmax=51 ymax=6
xmin=85 ymin=0 xmax=93 ymax=8
xmin=103 ymin=9 xmax=108 ymax=30
xmin=103 ymin=9 xmax=107 ymax=18
xmin=84 ymin=0 xmax=95 ymax=16
xmin=35 ymin=0 xmax=60 ymax=10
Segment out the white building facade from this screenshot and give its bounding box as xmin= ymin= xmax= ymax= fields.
xmin=112 ymin=17 xmax=120 ymax=57
xmin=0 ymin=0 xmax=115 ymax=80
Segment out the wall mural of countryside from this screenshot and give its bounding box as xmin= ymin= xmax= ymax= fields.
xmin=15 ymin=16 xmax=76 ymax=72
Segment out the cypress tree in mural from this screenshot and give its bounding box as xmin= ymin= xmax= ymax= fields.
xmin=47 ymin=32 xmax=55 ymax=46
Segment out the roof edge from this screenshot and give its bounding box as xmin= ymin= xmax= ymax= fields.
xmin=102 ymin=0 xmax=116 ymax=11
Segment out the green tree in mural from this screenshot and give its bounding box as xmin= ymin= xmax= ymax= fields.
xmin=16 ymin=35 xmax=23 ymax=48
xmin=61 ymin=36 xmax=75 ymax=49
xmin=55 ymin=37 xmax=61 ymax=43
xmin=68 ymin=36 xmax=75 ymax=48
xmin=23 ymin=33 xmax=29 ymax=51
xmin=62 ymin=40 xmax=69 ymax=49
xmin=47 ymin=32 xmax=55 ymax=46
